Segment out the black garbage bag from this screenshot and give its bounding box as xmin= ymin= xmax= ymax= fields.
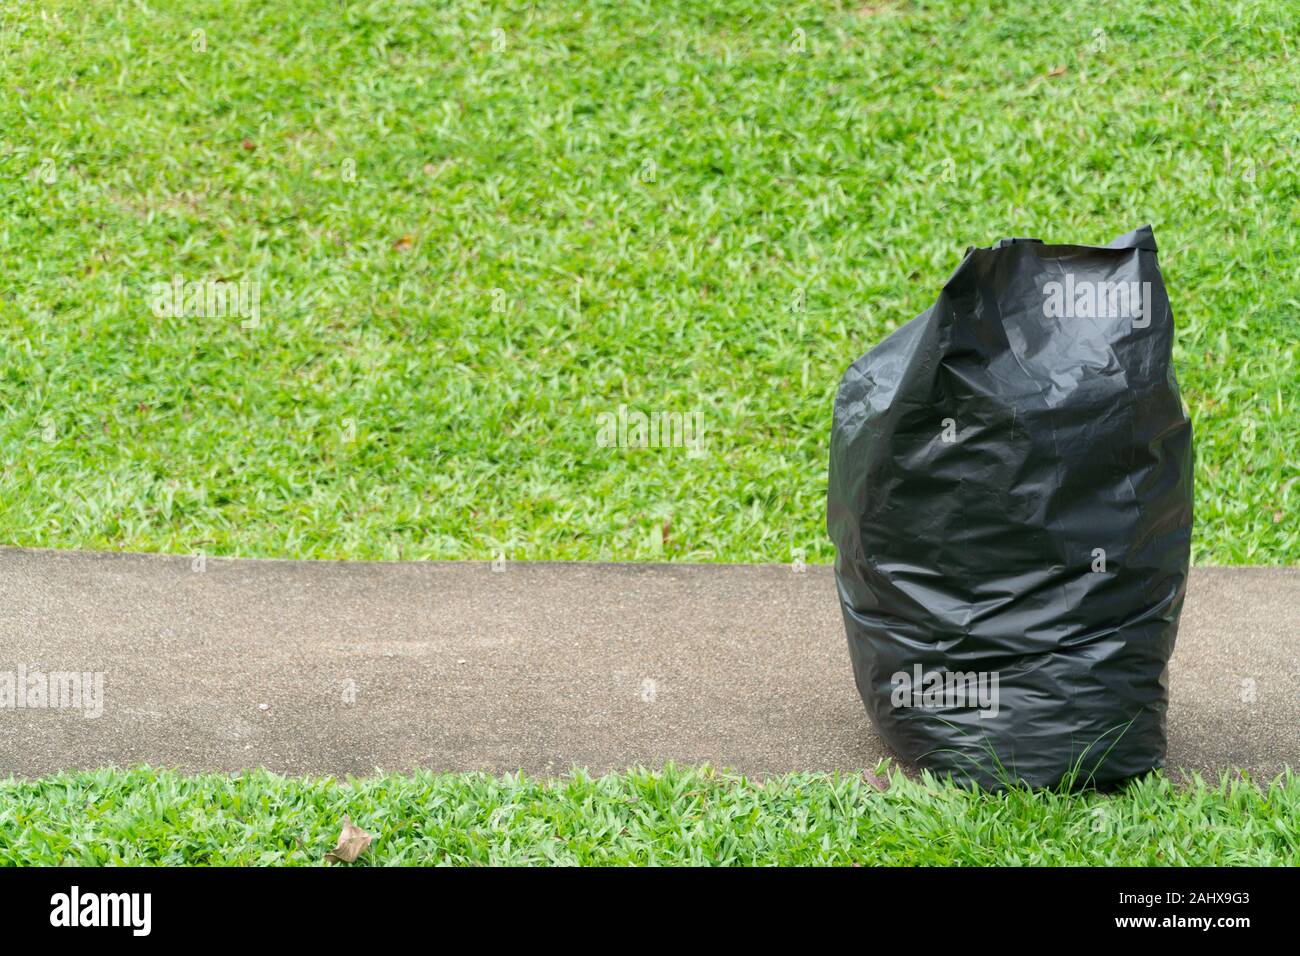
xmin=827 ymin=225 xmax=1193 ymax=789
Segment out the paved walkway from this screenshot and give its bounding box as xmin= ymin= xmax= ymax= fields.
xmin=1 ymin=548 xmax=1295 ymax=780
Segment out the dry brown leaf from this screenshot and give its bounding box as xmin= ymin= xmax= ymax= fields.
xmin=1046 ymin=65 xmax=1068 ymax=77
xmin=862 ymin=768 xmax=890 ymax=792
xmin=324 ymin=815 xmax=372 ymax=864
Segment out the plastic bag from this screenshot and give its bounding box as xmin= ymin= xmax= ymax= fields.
xmin=827 ymin=226 xmax=1193 ymax=788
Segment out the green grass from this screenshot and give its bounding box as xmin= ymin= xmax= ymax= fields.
xmin=0 ymin=0 xmax=1296 ymax=565
xmin=1 ymin=765 xmax=1295 ymax=865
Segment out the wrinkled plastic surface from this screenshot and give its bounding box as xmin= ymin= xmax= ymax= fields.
xmin=827 ymin=226 xmax=1193 ymax=789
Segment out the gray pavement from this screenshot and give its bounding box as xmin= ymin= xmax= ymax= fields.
xmin=0 ymin=548 xmax=1296 ymax=780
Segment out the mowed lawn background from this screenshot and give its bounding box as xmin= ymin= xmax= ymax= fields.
xmin=1 ymin=0 xmax=1296 ymax=566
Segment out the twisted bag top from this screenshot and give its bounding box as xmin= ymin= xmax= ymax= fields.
xmin=827 ymin=225 xmax=1193 ymax=789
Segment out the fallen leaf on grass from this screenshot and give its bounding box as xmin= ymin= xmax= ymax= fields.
xmin=862 ymin=769 xmax=890 ymax=792
xmin=324 ymin=816 xmax=372 ymax=864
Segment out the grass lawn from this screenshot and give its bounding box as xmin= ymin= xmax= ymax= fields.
xmin=2 ymin=765 xmax=1296 ymax=865
xmin=0 ymin=0 xmax=1296 ymax=566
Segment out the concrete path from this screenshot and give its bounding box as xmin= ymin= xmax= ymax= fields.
xmin=1 ymin=548 xmax=1296 ymax=780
